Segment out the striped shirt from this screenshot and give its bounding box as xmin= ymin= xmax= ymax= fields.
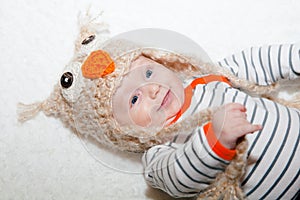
xmin=142 ymin=43 xmax=300 ymax=199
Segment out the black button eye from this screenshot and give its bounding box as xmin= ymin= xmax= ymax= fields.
xmin=81 ymin=35 xmax=95 ymax=45
xmin=60 ymin=72 xmax=73 ymax=89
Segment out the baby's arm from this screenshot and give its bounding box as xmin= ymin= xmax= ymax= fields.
xmin=142 ymin=127 xmax=229 ymax=198
xmin=142 ymin=103 xmax=261 ymax=198
xmin=217 ymin=43 xmax=300 ymax=85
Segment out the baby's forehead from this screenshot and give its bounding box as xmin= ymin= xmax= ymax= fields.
xmin=130 ymin=55 xmax=159 ymax=69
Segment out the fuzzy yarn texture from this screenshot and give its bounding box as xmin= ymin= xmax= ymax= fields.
xmin=2 ymin=0 xmax=300 ymax=200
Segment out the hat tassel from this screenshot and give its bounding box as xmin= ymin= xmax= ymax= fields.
xmin=17 ymin=102 xmax=43 ymax=123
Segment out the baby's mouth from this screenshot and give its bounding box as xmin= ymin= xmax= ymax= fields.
xmin=158 ymin=89 xmax=171 ymax=111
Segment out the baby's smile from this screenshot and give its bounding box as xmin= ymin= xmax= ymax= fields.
xmin=158 ymin=89 xmax=172 ymax=111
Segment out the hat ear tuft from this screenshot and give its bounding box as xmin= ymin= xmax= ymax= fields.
xmin=74 ymin=10 xmax=110 ymax=54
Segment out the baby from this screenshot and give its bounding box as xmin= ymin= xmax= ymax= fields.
xmin=112 ymin=55 xmax=261 ymax=149
xmin=112 ymin=45 xmax=300 ymax=199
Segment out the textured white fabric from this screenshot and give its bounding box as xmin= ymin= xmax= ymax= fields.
xmin=1 ymin=0 xmax=300 ymax=200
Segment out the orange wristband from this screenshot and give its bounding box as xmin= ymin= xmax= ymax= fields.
xmin=203 ymin=122 xmax=236 ymax=161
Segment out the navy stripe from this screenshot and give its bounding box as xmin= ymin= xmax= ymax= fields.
xmin=156 ymin=163 xmax=182 ymax=198
xmin=175 ymin=153 xmax=208 ymax=184
xmin=191 ymin=130 xmax=223 ymax=171
xmin=262 ymin=138 xmax=299 ymax=199
xmin=156 ymin=159 xmax=165 ymax=183
xmin=224 ymin=58 xmax=230 ymax=66
xmin=150 ymin=166 xmax=162 ymax=185
xmin=248 ymin=106 xmax=291 ymax=197
xmin=224 ymin=58 xmax=236 ymax=75
xmin=232 ymin=54 xmax=240 ymax=67
xmin=191 ymin=85 xmax=207 ymax=115
xmin=289 ymin=44 xmax=300 ymax=75
xmin=258 ymin=47 xmax=269 ymax=84
xmin=232 ymin=90 xmax=238 ymax=103
xmin=183 ymin=144 xmax=215 ymax=179
xmin=268 ymin=159 xmax=300 ymax=199
xmin=151 ymin=165 xmax=162 ymax=183
xmin=166 ymin=152 xmax=187 ymax=194
xmin=172 ymin=134 xmax=179 ymax=143
xmin=183 ymin=132 xmax=193 ymax=143
xmin=219 ymin=85 xmax=228 ymax=106
xmin=291 ymin=186 xmax=300 ymax=200
xmin=152 ymin=159 xmax=174 ymax=194
xmin=276 ymin=113 xmax=300 ymax=199
xmin=242 ymin=50 xmax=249 ymax=80
xmin=223 ymin=58 xmax=230 ymax=66
xmin=277 ymin=44 xmax=285 ymax=79
xmin=243 ymin=102 xmax=280 ymax=186
xmin=158 ymin=153 xmax=166 ymax=184
xmin=198 ymin=127 xmax=228 ymax=165
xmin=268 ymin=45 xmax=276 ymax=82
xmin=250 ymin=47 xmax=260 ymax=83
xmin=149 ymin=147 xmax=162 ymax=164
xmin=247 ymin=101 xmax=268 ymax=156
xmin=248 ymin=103 xmax=257 ymax=124
xmin=218 ymin=61 xmax=222 ymax=67
xmin=176 ymin=178 xmax=200 ymax=194
xmin=176 ymin=177 xmax=196 ymax=190
xmin=258 ymin=97 xmax=268 ymax=110
xmin=242 ymin=93 xmax=249 ymax=106
xmin=143 ymin=152 xmax=149 ymax=166
xmin=167 ymin=153 xmax=201 ymax=196
xmin=207 ymin=82 xmax=221 ymax=107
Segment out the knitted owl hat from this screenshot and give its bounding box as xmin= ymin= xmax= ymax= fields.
xmin=17 ymin=12 xmax=217 ymax=151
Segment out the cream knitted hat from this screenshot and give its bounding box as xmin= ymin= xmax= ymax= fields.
xmin=18 ymin=14 xmax=214 ymax=152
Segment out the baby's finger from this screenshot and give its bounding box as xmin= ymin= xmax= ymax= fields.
xmin=239 ymin=124 xmax=263 ymax=135
xmin=229 ymin=111 xmax=247 ymax=119
xmin=225 ymin=103 xmax=246 ymax=112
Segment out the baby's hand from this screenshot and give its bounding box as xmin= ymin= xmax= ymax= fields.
xmin=212 ymin=103 xmax=262 ymax=149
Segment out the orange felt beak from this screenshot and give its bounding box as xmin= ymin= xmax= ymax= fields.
xmin=81 ymin=50 xmax=115 ymax=79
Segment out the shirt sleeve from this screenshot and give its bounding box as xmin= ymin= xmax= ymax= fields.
xmin=142 ymin=122 xmax=233 ymax=198
xmin=217 ymin=43 xmax=300 ymax=85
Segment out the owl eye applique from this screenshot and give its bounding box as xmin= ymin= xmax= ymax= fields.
xmin=60 ymin=72 xmax=73 ymax=89
xmin=60 ymin=62 xmax=83 ymax=103
xmin=81 ymin=35 xmax=96 ymax=45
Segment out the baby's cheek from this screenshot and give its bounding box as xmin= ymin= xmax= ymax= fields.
xmin=171 ymin=98 xmax=182 ymax=115
xmin=131 ymin=106 xmax=166 ymax=128
xmin=149 ymin=108 xmax=168 ymax=128
xmin=129 ymin=107 xmax=152 ymax=127
xmin=162 ymin=94 xmax=182 ymax=119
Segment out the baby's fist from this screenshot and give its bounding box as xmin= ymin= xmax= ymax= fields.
xmin=212 ymin=103 xmax=262 ymax=149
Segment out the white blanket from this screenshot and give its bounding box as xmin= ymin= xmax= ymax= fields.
xmin=1 ymin=0 xmax=299 ymax=199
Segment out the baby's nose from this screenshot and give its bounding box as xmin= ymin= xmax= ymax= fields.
xmin=146 ymin=83 xmax=160 ymax=99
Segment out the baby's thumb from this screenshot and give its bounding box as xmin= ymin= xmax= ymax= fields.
xmin=246 ymin=124 xmax=263 ymax=134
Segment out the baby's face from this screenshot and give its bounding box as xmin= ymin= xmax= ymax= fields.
xmin=112 ymin=56 xmax=184 ymax=128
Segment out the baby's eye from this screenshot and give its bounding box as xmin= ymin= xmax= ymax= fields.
xmin=131 ymin=95 xmax=139 ymax=105
xmin=146 ymin=69 xmax=153 ymax=78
